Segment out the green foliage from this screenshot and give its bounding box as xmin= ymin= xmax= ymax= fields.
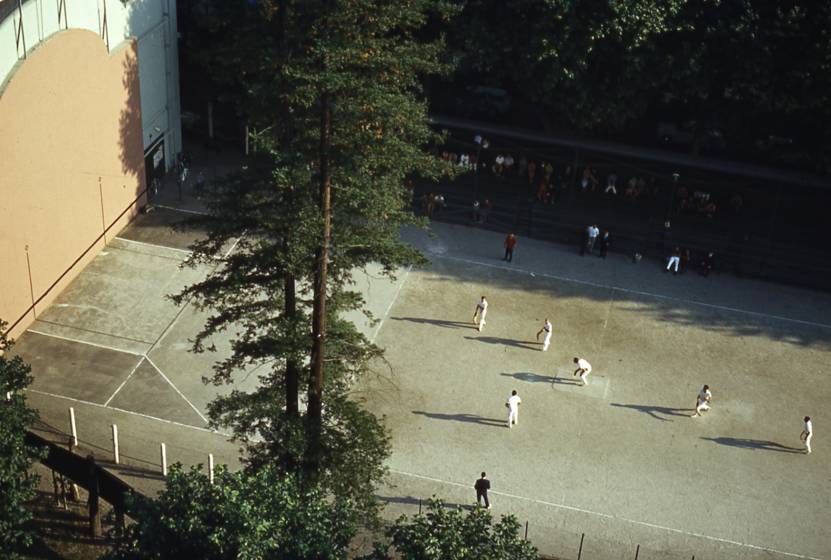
xmin=106 ymin=464 xmax=357 ymax=560
xmin=175 ymin=0 xmax=457 ymax=523
xmin=0 ymin=321 xmax=46 ymax=558
xmin=364 ymin=498 xmax=538 ymax=560
xmin=447 ymin=1 xmax=831 ymax=168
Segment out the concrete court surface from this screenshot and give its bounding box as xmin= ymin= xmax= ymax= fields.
xmin=9 ymin=198 xmax=831 ymax=558
xmin=362 ymin=223 xmax=831 ymax=560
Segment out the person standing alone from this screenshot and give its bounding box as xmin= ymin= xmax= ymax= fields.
xmin=506 ymin=390 xmax=522 ymax=428
xmin=474 ymin=472 xmax=491 ymax=509
xmin=473 ymin=296 xmax=488 ymax=332
xmin=504 ymin=233 xmax=517 ymax=262
xmin=536 ymin=318 xmax=553 ymax=351
xmin=800 ymin=416 xmax=813 ymax=454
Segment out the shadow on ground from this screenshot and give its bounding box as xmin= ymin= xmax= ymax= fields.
xmin=610 ymin=402 xmax=691 ymax=422
xmin=412 ymin=410 xmax=505 ymax=427
xmin=701 ymin=437 xmax=804 ymax=453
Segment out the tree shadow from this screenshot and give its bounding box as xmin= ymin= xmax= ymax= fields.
xmin=500 ymin=371 xmax=552 ymax=384
xmin=463 ymin=336 xmax=539 ymax=350
xmin=377 ymin=495 xmax=474 ymax=511
xmin=412 ymin=410 xmax=505 ymax=427
xmin=701 ymin=437 xmax=804 ymax=453
xmin=392 ymin=316 xmax=476 ymax=329
xmin=610 ymin=402 xmax=691 ymax=422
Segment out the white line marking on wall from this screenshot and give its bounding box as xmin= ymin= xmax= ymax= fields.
xmin=437 ymin=255 xmax=831 ymax=330
xmin=371 ymin=266 xmax=412 ymax=343
xmin=26 ymin=388 xmax=226 ymax=436
xmin=103 ymin=357 xmax=146 ymax=407
xmin=388 ymin=469 xmax=821 ymax=560
xmin=144 ymin=356 xmax=209 ymax=424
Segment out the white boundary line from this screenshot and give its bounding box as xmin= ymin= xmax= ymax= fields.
xmin=436 ymin=254 xmax=831 ymax=331
xmin=112 ymin=236 xmax=193 ymax=256
xmin=27 ymin=329 xmax=146 ymax=356
xmin=26 ymin=388 xmax=228 ymax=436
xmin=144 ymin=356 xmax=210 ymax=425
xmin=152 ymin=204 xmax=210 ymax=216
xmin=389 ymin=469 xmax=822 ymax=560
xmin=371 ymin=266 xmax=412 ymax=343
xmin=103 ymin=357 xmax=146 ymax=407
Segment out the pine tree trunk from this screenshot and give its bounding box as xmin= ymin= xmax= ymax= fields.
xmin=284 ymin=271 xmax=299 ymax=417
xmin=307 ymin=91 xmax=332 ymax=474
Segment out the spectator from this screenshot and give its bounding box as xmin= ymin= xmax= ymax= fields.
xmin=606 ymin=173 xmax=617 ymax=193
xmin=665 ymin=246 xmax=681 ymax=274
xmin=580 ymin=167 xmax=598 ymax=192
xmin=503 ymin=233 xmax=517 ymax=262
xmin=527 ymin=160 xmax=537 ymax=185
xmin=680 ymin=248 xmax=691 ymax=273
xmin=580 ymin=224 xmax=600 ymax=256
xmin=481 ymin=198 xmax=492 ymax=223
xmin=599 ymin=230 xmax=611 ymax=258
xmin=492 ymin=154 xmax=505 ymax=175
xmin=472 ymin=200 xmax=481 ymax=222
xmin=700 ymin=252 xmax=714 ymax=277
xmin=503 ymin=154 xmax=515 ymax=175
xmin=543 ymin=161 xmax=554 ymax=183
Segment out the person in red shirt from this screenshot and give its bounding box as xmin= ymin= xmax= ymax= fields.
xmin=504 ymin=233 xmax=517 ymax=262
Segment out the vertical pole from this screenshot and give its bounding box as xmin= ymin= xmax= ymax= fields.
xmin=160 ymin=443 xmax=167 ymax=476
xmin=69 ymin=407 xmax=78 ymax=448
xmin=111 ymin=424 xmax=119 ymax=464
xmin=208 ymin=453 xmax=214 ymax=484
xmin=418 ymin=498 xmax=422 ymax=515
xmin=635 ymin=544 xmax=640 ymax=560
xmin=245 ymin=124 xmax=249 ymax=155
xmin=207 ymin=101 xmax=214 ymax=139
xmin=577 ymin=533 xmax=585 ymax=560
xmin=524 ymin=520 xmax=529 ymax=540
xmin=87 ymin=455 xmax=101 ymax=537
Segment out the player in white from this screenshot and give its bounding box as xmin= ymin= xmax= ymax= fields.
xmin=691 ymin=384 xmax=712 ymax=417
xmin=506 ymin=390 xmax=521 ymax=428
xmin=536 ymin=318 xmax=553 ymax=351
xmin=473 ymin=296 xmax=488 ymax=332
xmin=800 ymin=416 xmax=813 ymax=454
xmin=573 ymin=357 xmax=592 ymax=386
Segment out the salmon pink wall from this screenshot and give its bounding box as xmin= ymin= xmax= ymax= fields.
xmin=0 ymin=29 xmax=146 ymax=339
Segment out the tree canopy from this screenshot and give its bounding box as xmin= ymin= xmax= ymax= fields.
xmin=105 ymin=464 xmax=357 ymax=560
xmin=174 ymin=0 xmax=456 ymax=520
xmin=0 ymin=322 xmax=45 ymax=559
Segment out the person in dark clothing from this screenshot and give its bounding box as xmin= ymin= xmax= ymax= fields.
xmin=504 ymin=233 xmax=517 ymax=262
xmin=700 ymin=252 xmax=715 ymax=277
xmin=599 ymin=230 xmax=611 ymax=258
xmin=474 ymin=472 xmax=491 ymax=509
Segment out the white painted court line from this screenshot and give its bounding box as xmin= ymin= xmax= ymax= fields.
xmin=103 ymin=357 xmax=146 ymax=407
xmin=371 ymin=266 xmax=412 ymax=343
xmin=152 ymin=204 xmax=210 ymax=216
xmin=389 ymin=469 xmax=822 ymax=560
xmin=26 ymin=388 xmax=227 ymax=436
xmin=26 ymin=329 xmax=147 ymax=357
xmin=437 ymin=254 xmax=831 ymax=331
xmin=112 ymin=236 xmax=193 ymax=256
xmin=144 ymin=356 xmax=210 ymax=425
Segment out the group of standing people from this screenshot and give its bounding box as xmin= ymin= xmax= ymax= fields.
xmin=580 ymin=224 xmax=611 ymax=258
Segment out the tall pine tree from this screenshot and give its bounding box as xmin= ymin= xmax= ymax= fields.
xmin=174 ymin=0 xmax=456 ymax=518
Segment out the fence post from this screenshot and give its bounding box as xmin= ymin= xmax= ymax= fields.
xmin=524 ymin=520 xmax=528 ymax=540
xmin=577 ymin=533 xmax=584 ymax=560
xmin=69 ymin=407 xmax=78 ymax=448
xmin=418 ymin=498 xmax=422 ymax=515
xmin=160 ymin=443 xmax=167 ymax=476
xmin=111 ymin=424 xmax=119 ymax=464
xmin=208 ymin=453 xmax=214 ymax=484
xmin=87 ymin=455 xmax=101 ymax=537
xmin=635 ymin=544 xmax=640 ymax=560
